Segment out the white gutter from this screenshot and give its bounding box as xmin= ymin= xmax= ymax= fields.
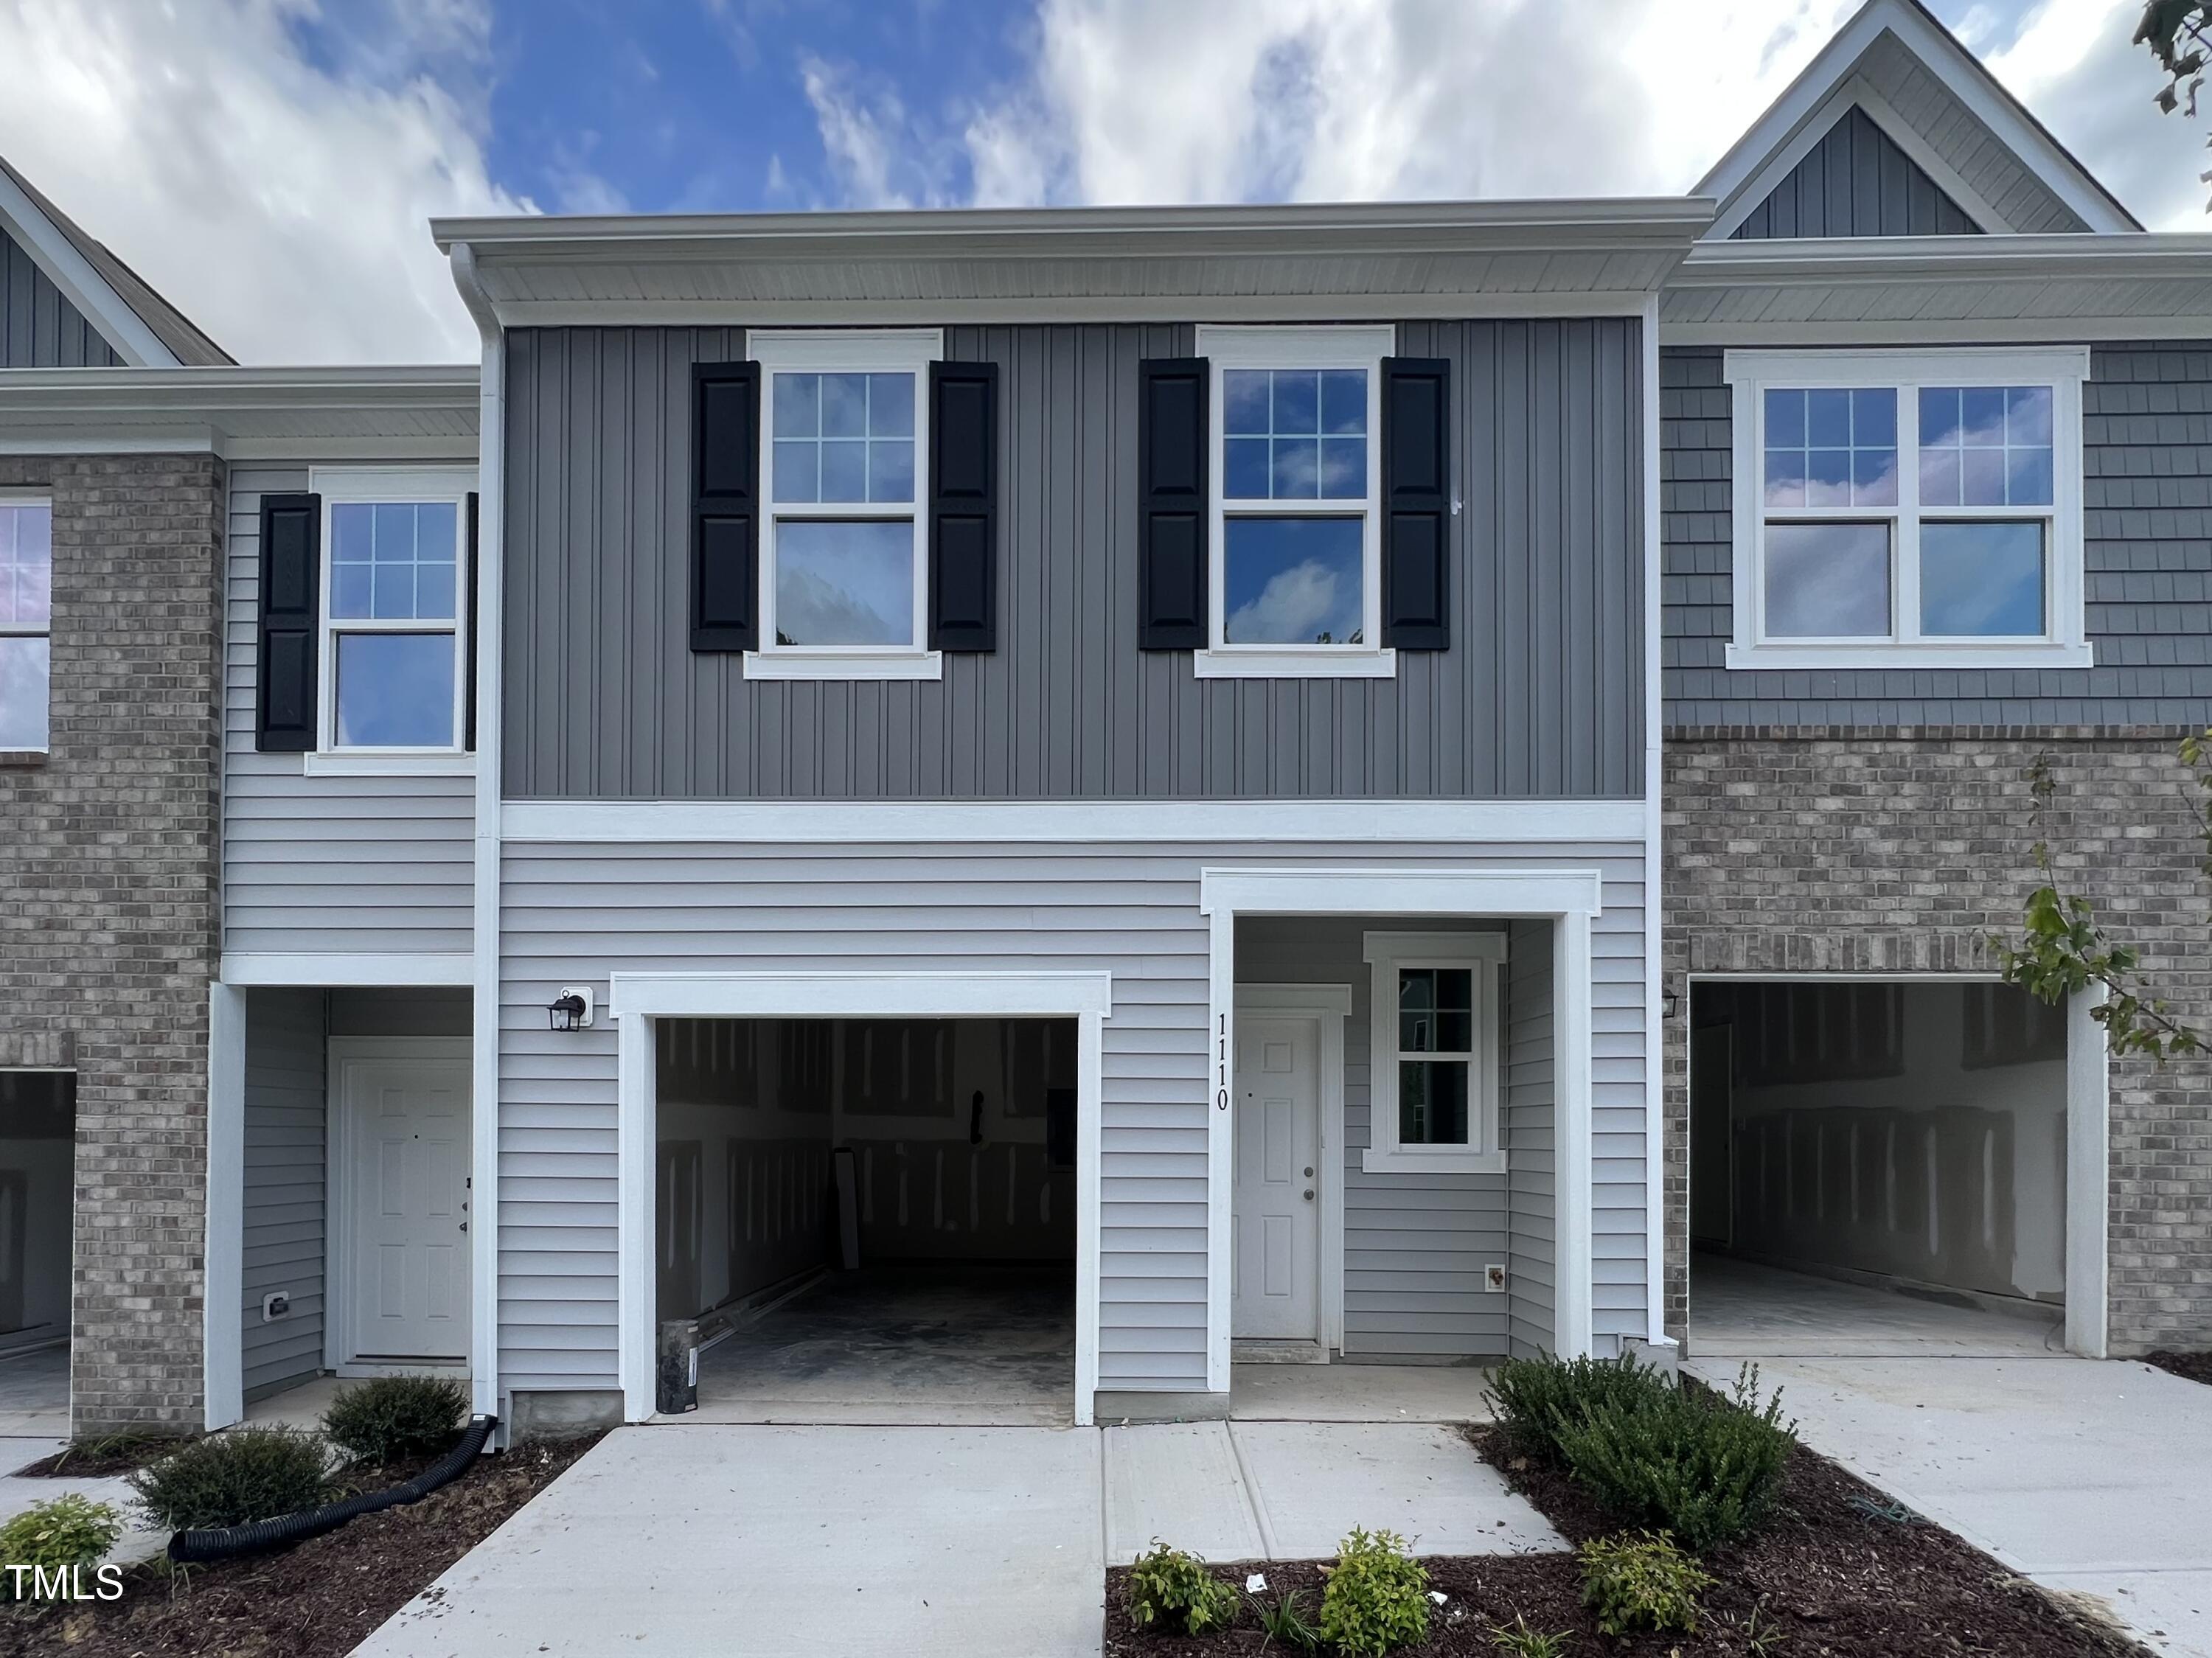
xmin=1674 ymin=233 xmax=2212 ymax=287
xmin=1641 ymin=294 xmax=1668 ymax=1353
xmin=450 ymin=243 xmax=506 ymax=1427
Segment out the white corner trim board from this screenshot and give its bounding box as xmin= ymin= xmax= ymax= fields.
xmin=1197 ymin=865 xmax=1601 ymax=1389
xmin=501 ymin=798 xmax=1647 ymax=846
xmin=203 ymin=983 xmax=247 ymax=1432
xmin=608 ymin=970 xmax=1113 ymax=1427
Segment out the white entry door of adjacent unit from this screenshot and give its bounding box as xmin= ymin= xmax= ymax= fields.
xmin=1231 ymin=1015 xmax=1321 ymax=1341
xmin=337 ymin=1048 xmax=470 ymax=1363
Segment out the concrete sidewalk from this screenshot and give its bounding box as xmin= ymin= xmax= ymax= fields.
xmin=1687 ymin=1352 xmax=2212 ymax=1658
xmin=351 ymin=1416 xmax=1557 ymax=1658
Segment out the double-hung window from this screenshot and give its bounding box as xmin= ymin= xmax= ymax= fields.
xmin=1196 ymin=324 xmax=1393 ymax=678
xmin=314 ymin=469 xmax=471 ymax=754
xmin=0 ymin=498 xmax=52 ymax=753
xmin=750 ymin=329 xmax=939 ymax=680
xmin=1362 ymin=932 xmax=1505 ymax=1174
xmin=1725 ymin=349 xmax=2090 ymax=669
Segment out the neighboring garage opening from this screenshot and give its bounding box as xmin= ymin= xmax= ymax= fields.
xmin=0 ymin=1070 xmax=73 ymax=1426
xmin=1688 ymin=979 xmax=2068 ymax=1354
xmin=654 ymin=1016 xmax=1078 ymax=1423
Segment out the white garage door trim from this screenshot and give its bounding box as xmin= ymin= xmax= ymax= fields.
xmin=607 ymin=971 xmax=1113 ymax=1424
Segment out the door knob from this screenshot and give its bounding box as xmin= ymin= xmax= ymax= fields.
xmin=1303 ymin=1189 xmax=1315 ymax=1201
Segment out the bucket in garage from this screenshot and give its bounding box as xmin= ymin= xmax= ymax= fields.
xmin=657 ymin=1318 xmax=700 ymax=1415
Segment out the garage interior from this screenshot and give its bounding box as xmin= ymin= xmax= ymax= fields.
xmin=0 ymin=1070 xmax=72 ymax=1432
xmin=654 ymin=1015 xmax=1078 ymax=1424
xmin=1688 ymin=979 xmax=2070 ymax=1356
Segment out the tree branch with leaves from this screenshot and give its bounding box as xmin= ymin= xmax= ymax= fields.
xmin=1996 ymin=731 xmax=2212 ymax=1061
xmin=2138 ymin=1 xmax=2212 ymax=206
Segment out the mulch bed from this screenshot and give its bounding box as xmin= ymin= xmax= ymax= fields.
xmin=2143 ymin=1350 xmax=2212 ymax=1387
xmin=1104 ymin=1427 xmax=2149 ymax=1657
xmin=0 ymin=1431 xmax=602 ymax=1658
xmin=11 ymin=1431 xmax=201 ymax=1480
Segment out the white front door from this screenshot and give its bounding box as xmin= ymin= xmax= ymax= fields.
xmin=338 ymin=1048 xmax=470 ymax=1362
xmin=1231 ymin=1015 xmax=1321 ymax=1341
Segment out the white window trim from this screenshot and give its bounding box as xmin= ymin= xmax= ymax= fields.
xmin=309 ymin=465 xmax=476 ymax=759
xmin=1193 ymin=324 xmax=1397 ymax=680
xmin=1360 ymin=930 xmax=1507 ymax=1175
xmin=1723 ymin=346 xmax=2092 ymax=670
xmin=743 ymin=328 xmax=944 ymax=683
xmin=0 ymin=492 xmax=52 ymax=753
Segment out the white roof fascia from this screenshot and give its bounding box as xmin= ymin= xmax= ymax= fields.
xmin=0 ymin=166 xmax=180 ymax=367
xmin=1694 ymin=0 xmax=2135 ymax=238
xmin=1674 ymin=233 xmax=2212 ymax=285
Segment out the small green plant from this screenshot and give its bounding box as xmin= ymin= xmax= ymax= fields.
xmin=1318 ymin=1528 xmax=1430 ymax=1657
xmin=1483 ymin=1353 xmax=1672 ymax=1463
xmin=1252 ymin=1585 xmax=1321 ymax=1651
xmin=131 ymin=1427 xmax=333 ymax=1532
xmin=320 ymin=1374 xmax=469 ymax=1465
xmin=1126 ymin=1540 xmax=1239 ymax=1636
xmin=47 ymin=1426 xmax=172 ymax=1475
xmin=0 ymin=1494 xmax=122 ymax=1596
xmin=1489 ymin=1610 xmax=1573 ymax=1656
xmin=1738 ymin=1595 xmax=1789 ymax=1657
xmin=1577 ymin=1532 xmax=1714 ymax=1637
xmin=1550 ymin=1364 xmax=1798 ymax=1551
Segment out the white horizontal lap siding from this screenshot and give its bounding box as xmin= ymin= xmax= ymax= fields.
xmin=495 ymin=836 xmax=1648 ymax=1396
xmin=223 ymin=467 xmax=475 ymax=958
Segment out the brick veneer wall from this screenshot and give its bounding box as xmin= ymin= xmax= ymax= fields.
xmin=0 ymin=454 xmax=226 ymax=1429
xmin=1663 ymin=728 xmax=2212 ymax=1356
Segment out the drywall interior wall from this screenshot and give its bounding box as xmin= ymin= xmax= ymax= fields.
xmin=0 ymin=1070 xmax=72 ymax=1355
xmin=1709 ymin=981 xmax=2065 ymax=1302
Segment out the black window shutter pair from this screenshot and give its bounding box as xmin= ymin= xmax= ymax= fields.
xmin=690 ymin=359 xmax=999 ymax=653
xmin=1136 ymin=354 xmax=1453 ymax=652
xmin=256 ymin=491 xmax=480 ymax=751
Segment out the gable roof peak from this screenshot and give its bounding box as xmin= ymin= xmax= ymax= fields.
xmin=1697 ymin=0 xmax=2140 ymax=238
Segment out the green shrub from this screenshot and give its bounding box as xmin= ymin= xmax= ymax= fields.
xmin=1484 ymin=1352 xmax=1672 ymax=1463
xmin=1126 ymin=1541 xmax=1238 ymax=1636
xmin=1578 ymin=1531 xmax=1714 ymax=1637
xmin=320 ymin=1374 xmax=469 ymax=1464
xmin=131 ymin=1427 xmax=333 ymax=1532
xmin=1551 ymin=1364 xmax=1797 ymax=1551
xmin=1318 ymin=1528 xmax=1430 ymax=1657
xmin=0 ymin=1495 xmax=122 ymax=1596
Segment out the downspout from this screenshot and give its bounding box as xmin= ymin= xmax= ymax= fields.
xmin=1641 ymin=293 xmax=1669 ymax=1354
xmin=451 ymin=242 xmax=507 ymax=1427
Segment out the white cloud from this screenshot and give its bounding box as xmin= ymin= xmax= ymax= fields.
xmin=1226 ymin=557 xmax=1359 ymax=645
xmin=0 ymin=0 xmax=533 ymax=363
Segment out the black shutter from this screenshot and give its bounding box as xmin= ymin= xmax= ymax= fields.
xmin=463 ymin=490 xmax=480 ymax=751
xmin=692 ymin=361 xmax=760 ymax=652
xmin=255 ymin=492 xmax=319 ymax=752
xmin=1381 ymin=356 xmax=1451 ymax=649
xmin=928 ymin=360 xmax=998 ymax=652
xmin=1138 ymin=357 xmax=1208 ymax=650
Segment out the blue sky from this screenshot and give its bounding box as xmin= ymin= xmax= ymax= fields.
xmin=0 ymin=0 xmax=2197 ymax=361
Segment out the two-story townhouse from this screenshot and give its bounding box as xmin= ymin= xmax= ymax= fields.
xmin=1656 ymin=0 xmax=2212 ymax=1362
xmin=0 ymin=153 xmax=486 ymax=1435
xmin=386 ymin=200 xmax=1700 ymax=1433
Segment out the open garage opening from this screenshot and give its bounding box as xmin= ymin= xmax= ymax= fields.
xmin=1686 ymin=978 xmax=2081 ymax=1358
xmin=653 ymin=1015 xmax=1079 ymax=1425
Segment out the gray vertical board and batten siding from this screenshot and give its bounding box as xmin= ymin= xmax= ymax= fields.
xmin=241 ymin=988 xmax=327 ymax=1397
xmin=223 ymin=466 xmax=475 ymax=957
xmin=495 ymin=839 xmax=1647 ymax=1396
xmin=500 ymin=319 xmax=1645 ymax=801
xmin=1662 ymin=344 xmax=2212 ymax=727
xmin=0 ymin=225 xmax=119 ymax=366
xmin=1729 ymin=108 xmax=1982 ymax=239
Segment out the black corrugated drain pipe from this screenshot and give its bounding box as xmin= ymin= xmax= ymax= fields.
xmin=167 ymin=1415 xmax=497 ymax=1564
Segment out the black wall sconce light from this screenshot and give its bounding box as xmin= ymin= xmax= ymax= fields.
xmin=1662 ymin=985 xmax=1681 ymax=1020
xmin=549 ymin=984 xmax=594 ymax=1031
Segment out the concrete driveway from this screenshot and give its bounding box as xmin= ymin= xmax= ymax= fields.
xmin=1687 ymin=1352 xmax=2212 ymax=1658
xmin=352 ymin=1404 xmax=1558 ymax=1658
